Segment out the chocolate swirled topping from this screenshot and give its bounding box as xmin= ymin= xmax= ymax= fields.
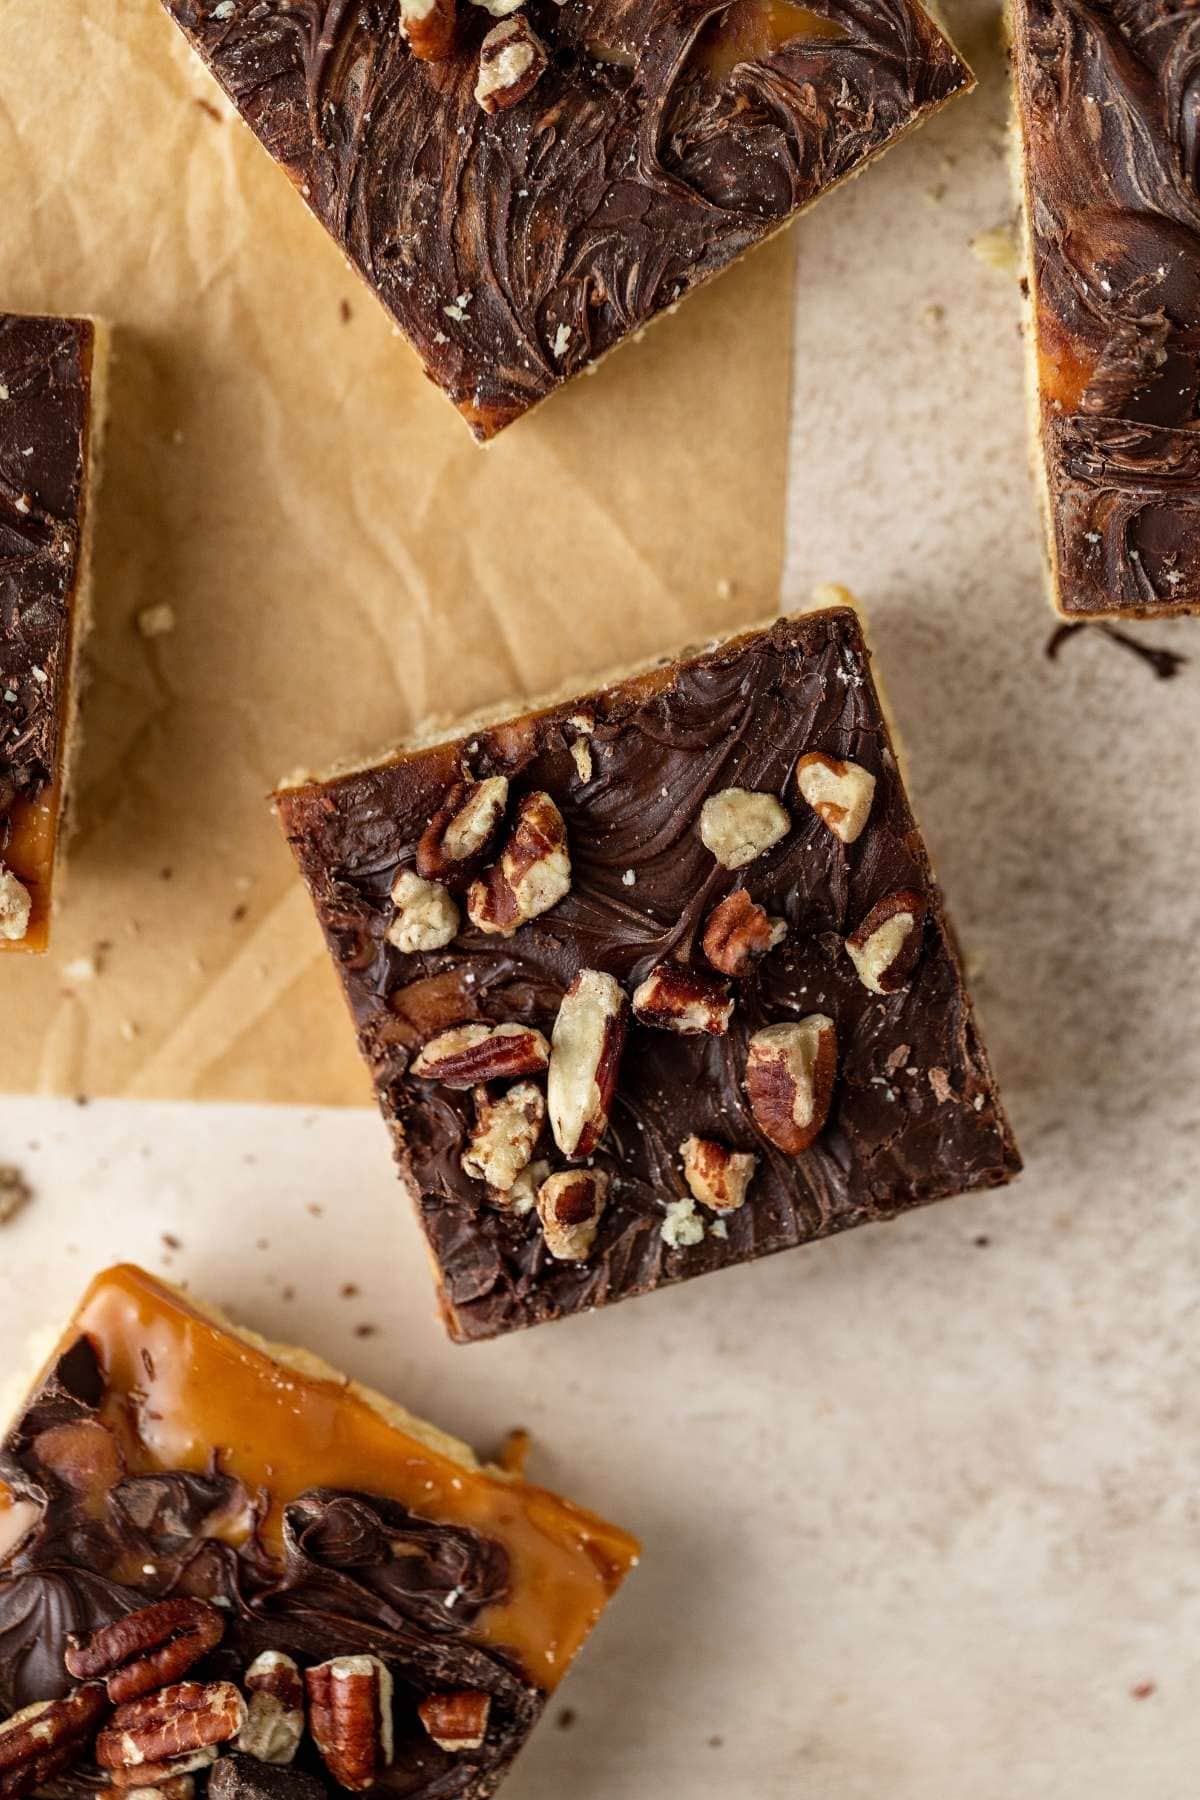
xmin=1013 ymin=0 xmax=1200 ymax=616
xmin=0 ymin=1339 xmax=538 ymax=1799
xmin=161 ymin=0 xmax=970 ymax=439
xmin=0 ymin=314 xmax=97 ymax=947
xmin=276 ymin=606 xmax=1021 ymax=1343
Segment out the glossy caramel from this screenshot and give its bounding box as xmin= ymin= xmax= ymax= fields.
xmin=26 ymin=1266 xmax=639 ymax=1690
xmin=698 ymin=0 xmax=846 ymax=80
xmin=1 ymin=781 xmax=60 ymax=953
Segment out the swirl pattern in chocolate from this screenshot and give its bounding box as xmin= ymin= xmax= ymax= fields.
xmin=1013 ymin=0 xmax=1200 ymax=615
xmin=162 ymin=0 xmax=969 ymax=438
xmin=277 ymin=607 xmax=1021 ymax=1342
xmin=0 ymin=1340 xmax=537 ymax=1800
xmin=0 ymin=315 xmax=95 ymax=922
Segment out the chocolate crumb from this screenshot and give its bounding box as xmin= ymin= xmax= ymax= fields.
xmin=1130 ymin=1681 xmax=1156 ymax=1700
xmin=162 ymin=1232 xmax=182 ymax=1250
xmin=339 ymin=299 xmax=352 ymax=323
xmin=340 ymin=1283 xmax=360 ymax=1298
xmin=195 ymin=97 xmax=222 ymax=121
xmin=231 ymin=903 xmax=248 ymax=923
xmin=354 ymin=1323 xmax=378 ymax=1338
xmin=974 ymin=1234 xmax=990 ymax=1248
xmin=708 ymin=1736 xmax=724 ymax=1750
xmin=0 ymin=1165 xmax=33 ymax=1225
xmin=281 ymin=1285 xmax=296 ymax=1302
xmin=555 ymin=1708 xmax=576 ymax=1731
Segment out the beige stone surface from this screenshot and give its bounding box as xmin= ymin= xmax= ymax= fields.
xmin=2 ymin=0 xmax=1199 ymax=1794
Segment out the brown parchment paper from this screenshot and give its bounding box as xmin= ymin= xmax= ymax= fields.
xmin=0 ymin=0 xmax=795 ymax=1103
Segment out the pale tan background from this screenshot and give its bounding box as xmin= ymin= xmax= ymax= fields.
xmin=4 ymin=0 xmax=1200 ymax=1796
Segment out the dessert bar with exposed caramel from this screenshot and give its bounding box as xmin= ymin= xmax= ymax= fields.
xmin=161 ymin=0 xmax=972 ymax=440
xmin=275 ymin=598 xmax=1021 ymax=1342
xmin=1010 ymin=0 xmax=1200 ymax=617
xmin=0 ymin=314 xmax=106 ymax=951
xmin=0 ymin=1265 xmax=638 ymax=1800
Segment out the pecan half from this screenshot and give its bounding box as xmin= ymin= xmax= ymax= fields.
xmin=536 ymin=1170 xmax=609 ymax=1261
xmin=386 ymin=871 xmax=460 ymax=955
xmin=417 ymin=1690 xmax=491 ymax=1754
xmin=0 ymin=1685 xmax=108 ymax=1800
xmin=67 ymin=1599 xmax=225 ymax=1705
xmin=462 ymin=1081 xmax=545 ymax=1191
xmin=235 ymin=1653 xmax=305 ymax=1766
xmin=546 ymin=969 xmax=627 ymax=1158
xmin=411 ymin=1021 xmax=550 ymax=1087
xmin=96 ymin=1683 xmax=246 ymax=1773
xmin=794 ymin=752 xmax=875 ymax=844
xmin=631 ymin=965 xmax=733 ymax=1035
xmin=698 ymin=788 xmax=790 ymax=870
xmin=679 ymin=1136 xmax=757 ymax=1212
xmin=466 ymin=792 xmax=570 ymax=935
xmin=475 ymin=15 xmax=548 ymax=112
xmin=744 ymin=1017 xmax=837 ymax=1154
xmin=305 ymin=1657 xmax=393 ymax=1793
xmin=416 ymin=778 xmax=509 ymax=890
xmin=701 ymin=890 xmax=786 ymax=977
xmin=845 ymin=889 xmax=927 ymax=994
xmin=400 ymin=0 xmax=457 ymax=59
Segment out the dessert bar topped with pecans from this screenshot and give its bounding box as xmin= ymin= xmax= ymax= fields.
xmin=0 ymin=1267 xmax=639 ymax=1800
xmin=277 ymin=603 xmax=1021 ymax=1342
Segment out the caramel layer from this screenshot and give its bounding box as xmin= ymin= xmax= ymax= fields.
xmin=2 ymin=781 xmax=60 ymax=953
xmin=43 ymin=1266 xmax=638 ymax=1691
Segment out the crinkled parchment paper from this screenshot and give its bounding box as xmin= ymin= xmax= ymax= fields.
xmin=0 ymin=0 xmax=796 ymax=1102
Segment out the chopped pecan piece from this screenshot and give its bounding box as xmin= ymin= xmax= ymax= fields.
xmin=744 ymin=1017 xmax=837 ymax=1154
xmin=305 ymin=1657 xmax=393 ymax=1793
xmin=416 ymin=777 xmax=508 ymax=890
xmin=679 ymin=1136 xmax=757 ymax=1212
xmin=235 ymin=1654 xmax=305 ymax=1766
xmin=490 ymin=1156 xmax=549 ymax=1215
xmin=96 ymin=1683 xmax=246 ymax=1773
xmin=67 ymin=1598 xmax=225 ymax=1705
xmin=105 ymin=1752 xmax=218 ymax=1790
xmin=0 ymin=1685 xmax=108 ymax=1800
xmin=546 ymin=969 xmax=627 ymax=1158
xmin=475 ymin=15 xmax=548 ymax=113
xmin=701 ymin=890 xmax=786 ymax=977
xmin=105 ymin=1777 xmax=197 ymax=1800
xmin=794 ymin=752 xmax=875 ymax=844
xmin=412 ymin=1020 xmax=550 ymax=1087
xmin=417 ymin=1690 xmax=491 ymax=1753
xmin=461 ymin=1080 xmax=545 ymax=1191
xmin=0 ymin=867 xmax=32 ymax=943
xmin=386 ymin=871 xmax=460 ymax=954
xmin=631 ymin=964 xmax=733 ymax=1035
xmin=467 ymin=792 xmax=570 ymax=935
xmin=698 ymin=787 xmax=790 ymax=869
xmin=845 ymin=889 xmax=927 ymax=994
xmin=536 ymin=1169 xmax=609 ymax=1261
xmin=400 ymin=0 xmax=457 ymax=58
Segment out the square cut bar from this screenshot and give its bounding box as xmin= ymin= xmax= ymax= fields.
xmin=275 ymin=600 xmax=1021 ymax=1342
xmin=162 ymin=0 xmax=971 ymax=441
xmin=0 ymin=1264 xmax=638 ymax=1800
xmin=1011 ymin=0 xmax=1200 ymax=617
xmin=0 ymin=315 xmax=106 ymax=951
